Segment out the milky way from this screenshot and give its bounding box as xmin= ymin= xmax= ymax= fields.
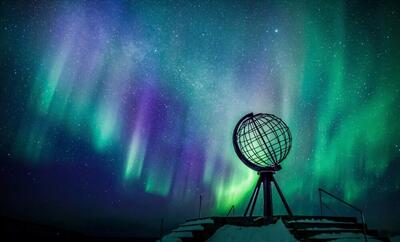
xmin=1 ymin=0 xmax=399 ymax=235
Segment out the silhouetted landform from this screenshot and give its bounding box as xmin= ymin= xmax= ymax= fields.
xmin=0 ymin=216 xmax=158 ymax=242
xmin=160 ymin=215 xmax=392 ymax=242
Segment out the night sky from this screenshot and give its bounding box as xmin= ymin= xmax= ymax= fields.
xmin=1 ymin=0 xmax=400 ymax=237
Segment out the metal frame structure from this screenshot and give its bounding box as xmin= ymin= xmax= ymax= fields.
xmin=233 ymin=112 xmax=293 ymax=219
xmin=243 ymin=171 xmax=293 ymax=219
xmin=319 ymin=188 xmax=368 ymax=242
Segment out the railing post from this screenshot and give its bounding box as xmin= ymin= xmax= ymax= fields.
xmin=319 ymin=188 xmax=323 ymax=216
xmin=198 ymin=195 xmax=202 ymax=218
xmin=160 ymin=218 xmax=164 ymax=242
xmin=361 ymin=211 xmax=368 ymax=242
xmin=226 ymin=205 xmax=236 ymax=217
xmin=319 ymin=187 xmax=368 ymax=242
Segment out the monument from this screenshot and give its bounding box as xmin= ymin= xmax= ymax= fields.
xmin=232 ymin=112 xmax=293 ymax=219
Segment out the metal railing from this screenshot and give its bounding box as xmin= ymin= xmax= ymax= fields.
xmin=226 ymin=205 xmax=235 ymax=216
xmin=319 ymin=188 xmax=368 ymax=242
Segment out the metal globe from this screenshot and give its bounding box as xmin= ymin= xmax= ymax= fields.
xmin=233 ymin=113 xmax=292 ymax=171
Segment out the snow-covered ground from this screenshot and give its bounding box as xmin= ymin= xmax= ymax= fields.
xmin=159 ymin=218 xmax=396 ymax=242
xmin=287 ymin=218 xmax=354 ymax=224
xmin=207 ymin=219 xmax=296 ymax=242
xmin=182 ymin=218 xmax=214 ymax=226
xmin=173 ymin=225 xmax=204 ymax=232
xmin=311 ymin=232 xmax=382 ymax=241
xmin=158 ymin=218 xmax=213 ymax=242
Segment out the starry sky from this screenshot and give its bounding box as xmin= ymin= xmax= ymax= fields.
xmin=0 ymin=0 xmax=400 ymax=237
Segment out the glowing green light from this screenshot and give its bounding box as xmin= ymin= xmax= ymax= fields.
xmin=145 ymin=163 xmax=173 ymax=197
xmin=124 ymin=131 xmax=148 ymax=180
xmin=91 ymin=105 xmax=119 ymax=151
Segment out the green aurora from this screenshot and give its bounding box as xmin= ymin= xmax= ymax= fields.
xmin=0 ymin=0 xmax=399 ymax=232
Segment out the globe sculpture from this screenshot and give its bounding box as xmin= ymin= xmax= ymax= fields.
xmin=233 ymin=113 xmax=292 ymax=172
xmin=233 ymin=113 xmax=293 ymax=219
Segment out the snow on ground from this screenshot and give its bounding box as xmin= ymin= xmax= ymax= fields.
xmin=335 ymin=239 xmax=382 ymax=242
xmin=287 ymin=219 xmax=353 ymax=224
xmin=158 ymin=234 xmax=181 ymax=242
xmin=174 ymin=225 xmax=204 ymax=232
xmin=182 ymin=218 xmax=214 ymax=226
xmin=158 ymin=231 xmax=192 ymax=242
xmin=206 ymin=219 xmax=297 ymax=242
xmin=159 ymin=217 xmax=395 ymax=242
xmin=302 ymin=227 xmax=364 ymax=231
xmin=331 ymin=238 xmax=382 ymax=242
xmin=158 ymin=218 xmax=213 ymax=242
xmin=311 ymin=232 xmax=380 ymax=241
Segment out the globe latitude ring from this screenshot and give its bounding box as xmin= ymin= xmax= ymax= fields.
xmin=232 ymin=112 xmax=292 ymax=172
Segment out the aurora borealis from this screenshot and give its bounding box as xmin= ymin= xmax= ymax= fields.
xmin=1 ymin=0 xmax=400 ymax=236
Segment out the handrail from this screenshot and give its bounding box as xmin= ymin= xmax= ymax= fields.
xmin=319 ymin=188 xmax=368 ymax=242
xmin=226 ymin=205 xmax=235 ymax=217
xmin=198 ymin=195 xmax=202 ymax=218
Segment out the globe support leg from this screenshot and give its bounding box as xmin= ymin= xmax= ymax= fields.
xmin=243 ymin=172 xmax=273 ymax=219
xmin=244 ymin=171 xmax=293 ymax=220
xmin=272 ymin=176 xmax=293 ymax=217
xmin=263 ymin=172 xmax=273 ymax=219
xmin=244 ymin=176 xmax=262 ymax=217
